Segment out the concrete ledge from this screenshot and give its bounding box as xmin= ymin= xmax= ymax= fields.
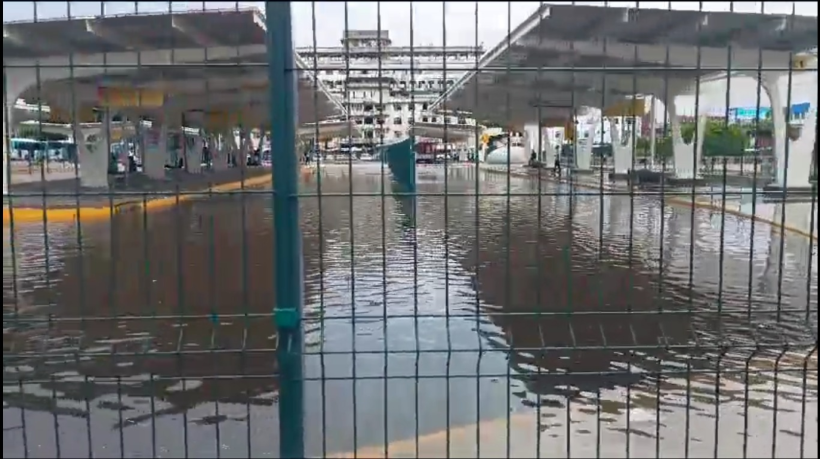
xmin=761 ymin=184 xmax=818 ymax=202
xmin=480 ymin=164 xmax=818 ymax=241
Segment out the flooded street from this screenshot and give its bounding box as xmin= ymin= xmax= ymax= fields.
xmin=3 ymin=164 xmax=818 ymax=458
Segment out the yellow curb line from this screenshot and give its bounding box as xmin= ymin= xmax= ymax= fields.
xmin=3 ymin=173 xmax=273 ymax=225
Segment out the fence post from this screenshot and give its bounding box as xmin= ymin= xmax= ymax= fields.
xmin=266 ymin=3 xmax=305 ymax=458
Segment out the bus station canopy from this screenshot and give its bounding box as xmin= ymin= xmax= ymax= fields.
xmin=430 ymin=3 xmax=817 ymax=126
xmin=3 ymin=8 xmax=344 ymax=127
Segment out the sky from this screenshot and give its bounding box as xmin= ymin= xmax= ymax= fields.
xmin=2 ymin=1 xmax=818 ymax=48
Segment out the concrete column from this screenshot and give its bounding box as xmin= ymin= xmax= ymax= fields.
xmin=158 ymin=124 xmax=170 ymax=169
xmin=574 ymin=116 xmax=595 ymax=171
xmin=74 ymin=112 xmax=110 ymax=188
xmin=648 ymin=96 xmax=656 ymax=165
xmin=140 ymin=124 xmax=166 ymax=180
xmin=3 ymin=99 xmax=12 ymax=195
xmin=187 ymin=134 xmax=203 ymax=174
xmin=669 ymin=100 xmax=706 ymax=180
xmin=238 ymin=128 xmax=250 ymax=171
xmin=543 ymin=141 xmax=556 ymax=169
xmin=610 ymin=119 xmax=633 ymax=175
xmin=4 ymin=83 xmax=26 ymax=195
xmin=523 ymin=123 xmax=537 ymax=163
xmin=760 ymin=72 xmax=816 ymax=190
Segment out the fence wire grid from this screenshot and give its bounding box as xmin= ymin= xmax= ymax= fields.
xmin=2 ymin=1 xmax=818 ymax=458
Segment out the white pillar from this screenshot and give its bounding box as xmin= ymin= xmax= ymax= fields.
xmin=543 ymin=142 xmax=556 ymax=169
xmin=238 ymin=128 xmax=250 ymax=171
xmin=212 ymin=133 xmax=227 ymax=171
xmin=669 ymin=100 xmax=706 ymax=180
xmin=523 ymin=123 xmax=539 ymax=163
xmin=187 ymin=134 xmax=203 ymax=174
xmin=609 ymin=119 xmax=633 ymax=175
xmin=574 ymin=116 xmax=595 ymax=171
xmin=3 ymin=99 xmax=12 ymax=195
xmin=140 ymin=125 xmax=166 ymax=180
xmin=3 ymin=84 xmax=25 ymax=195
xmin=72 ymin=111 xmax=109 ymax=188
xmin=159 ymin=124 xmax=170 ymax=169
xmin=648 ymin=96 xmax=657 ymax=164
xmin=214 ymin=129 xmax=236 ymax=171
xmin=761 ymin=72 xmax=816 ymax=189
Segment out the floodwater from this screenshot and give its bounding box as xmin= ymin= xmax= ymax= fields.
xmin=3 ymin=164 xmax=818 ymax=458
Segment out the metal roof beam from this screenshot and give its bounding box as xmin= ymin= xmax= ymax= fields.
xmin=85 ymin=19 xmax=150 ymax=51
xmin=171 ymin=15 xmax=218 ymax=48
xmin=3 ymin=24 xmax=62 ymax=54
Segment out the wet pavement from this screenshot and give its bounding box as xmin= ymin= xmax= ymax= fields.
xmin=3 ymin=164 xmax=818 ymax=458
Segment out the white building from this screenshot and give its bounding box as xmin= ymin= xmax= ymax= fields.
xmin=296 ymin=30 xmax=483 ymax=146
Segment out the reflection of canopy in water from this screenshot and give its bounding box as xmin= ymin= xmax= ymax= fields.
xmin=447 ymin=183 xmax=816 ymax=396
xmin=3 ymin=199 xmax=329 ymax=414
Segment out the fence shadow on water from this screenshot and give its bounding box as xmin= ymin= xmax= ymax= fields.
xmin=3 ymin=1 xmax=819 ymax=459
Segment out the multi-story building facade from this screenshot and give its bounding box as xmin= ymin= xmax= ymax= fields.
xmin=296 ymin=30 xmax=483 ymax=148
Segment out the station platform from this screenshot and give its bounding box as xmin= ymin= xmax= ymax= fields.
xmin=2 ymin=168 xmax=273 ymax=224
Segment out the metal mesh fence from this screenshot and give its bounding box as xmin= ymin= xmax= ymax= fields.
xmin=3 ymin=1 xmax=818 ymax=458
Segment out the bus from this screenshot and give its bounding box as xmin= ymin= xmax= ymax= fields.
xmin=9 ymin=138 xmax=77 ymax=163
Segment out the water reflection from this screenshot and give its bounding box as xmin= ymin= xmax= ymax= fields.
xmin=3 ymin=164 xmax=817 ymax=458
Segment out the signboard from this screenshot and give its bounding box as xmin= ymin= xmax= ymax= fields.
xmin=97 ymin=87 xmax=164 ymax=108
xmin=603 ymin=99 xmax=646 ymax=117
xmin=205 ymin=111 xmax=243 ymax=130
xmin=49 ymin=106 xmax=95 ymax=124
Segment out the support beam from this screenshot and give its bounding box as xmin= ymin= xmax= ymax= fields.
xmin=85 ymin=19 xmax=150 ymax=51
xmin=3 ymin=25 xmax=61 ymax=55
xmin=634 ymin=12 xmax=709 ymax=43
xmin=172 ymin=16 xmax=218 ymax=48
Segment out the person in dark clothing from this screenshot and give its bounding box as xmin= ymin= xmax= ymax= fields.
xmin=554 ymin=156 xmax=561 ymax=177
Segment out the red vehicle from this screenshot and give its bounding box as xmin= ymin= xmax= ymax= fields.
xmin=415 ymin=140 xmax=440 ymax=164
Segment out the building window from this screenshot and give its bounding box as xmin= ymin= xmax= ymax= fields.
xmin=393 ymin=117 xmax=402 ymax=125
xmin=364 ymin=117 xmax=374 ymax=125
xmin=431 ymin=117 xmax=438 ymax=123
xmin=457 ymin=117 xmax=466 ymax=124
xmin=393 ymin=104 xmax=402 ymax=111
xmin=422 ymin=117 xmax=429 ymax=123
xmin=422 ymin=103 xmax=429 ymax=110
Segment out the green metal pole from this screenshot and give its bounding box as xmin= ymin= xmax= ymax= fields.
xmin=266 ymin=3 xmax=305 ymax=458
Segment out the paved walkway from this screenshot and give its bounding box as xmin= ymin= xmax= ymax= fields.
xmin=479 ymin=164 xmax=818 ymax=240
